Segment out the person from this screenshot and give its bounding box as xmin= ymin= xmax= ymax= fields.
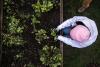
xmin=56 ymin=16 xmax=98 ymax=48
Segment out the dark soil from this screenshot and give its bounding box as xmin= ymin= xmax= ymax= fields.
xmin=1 ymin=1 xmax=60 ymax=67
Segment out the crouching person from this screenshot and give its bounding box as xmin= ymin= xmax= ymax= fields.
xmin=56 ymin=16 xmax=98 ymax=48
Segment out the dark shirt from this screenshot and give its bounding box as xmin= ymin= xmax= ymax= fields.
xmin=59 ymin=21 xmax=85 ymax=37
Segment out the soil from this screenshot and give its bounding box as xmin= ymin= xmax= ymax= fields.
xmin=1 ymin=1 xmax=60 ymax=67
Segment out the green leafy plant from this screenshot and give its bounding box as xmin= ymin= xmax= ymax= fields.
xmin=3 ymin=34 xmax=25 ymax=47
xmin=15 ymin=52 xmax=23 ymax=59
xmin=31 ymin=15 xmax=40 ymax=32
xmin=7 ymin=16 xmax=24 ymax=34
xmin=3 ymin=0 xmax=61 ymax=66
xmin=32 ymin=0 xmax=53 ymax=17
xmin=31 ymin=15 xmax=40 ymax=25
xmin=40 ymin=45 xmax=62 ymax=67
xmin=4 ymin=0 xmax=12 ymax=14
xmin=35 ymin=29 xmax=49 ymax=44
xmin=50 ymin=28 xmax=57 ymax=41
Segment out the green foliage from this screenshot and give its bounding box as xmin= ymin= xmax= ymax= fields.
xmin=3 ymin=0 xmax=60 ymax=66
xmin=3 ymin=34 xmax=25 ymax=47
xmin=35 ymin=29 xmax=49 ymax=43
xmin=31 ymin=15 xmax=40 ymax=25
xmin=3 ymin=16 xmax=25 ymax=47
xmin=50 ymin=28 xmax=56 ymax=37
xmin=18 ymin=12 xmax=31 ymax=19
xmin=4 ymin=0 xmax=16 ymax=16
xmin=7 ymin=16 xmax=24 ymax=34
xmin=4 ymin=0 xmax=11 ymax=4
xmin=3 ymin=0 xmax=25 ymax=47
xmin=32 ymin=0 xmax=53 ymax=17
xmin=40 ymin=45 xmax=62 ymax=67
xmin=50 ymin=28 xmax=57 ymax=41
xmin=26 ymin=62 xmax=35 ymax=67
xmin=15 ymin=52 xmax=23 ymax=59
xmin=31 ymin=15 xmax=40 ymax=32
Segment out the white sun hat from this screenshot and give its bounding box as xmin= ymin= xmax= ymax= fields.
xmin=56 ymin=16 xmax=98 ymax=48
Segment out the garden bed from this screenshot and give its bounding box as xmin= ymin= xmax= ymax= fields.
xmin=2 ymin=0 xmax=62 ymax=67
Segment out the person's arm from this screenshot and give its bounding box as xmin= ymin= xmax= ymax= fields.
xmin=56 ymin=18 xmax=76 ymax=31
xmin=56 ymin=16 xmax=87 ymax=31
xmin=57 ymin=35 xmax=84 ymax=48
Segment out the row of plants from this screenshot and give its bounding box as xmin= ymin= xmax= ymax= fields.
xmin=2 ymin=0 xmax=62 ymax=67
